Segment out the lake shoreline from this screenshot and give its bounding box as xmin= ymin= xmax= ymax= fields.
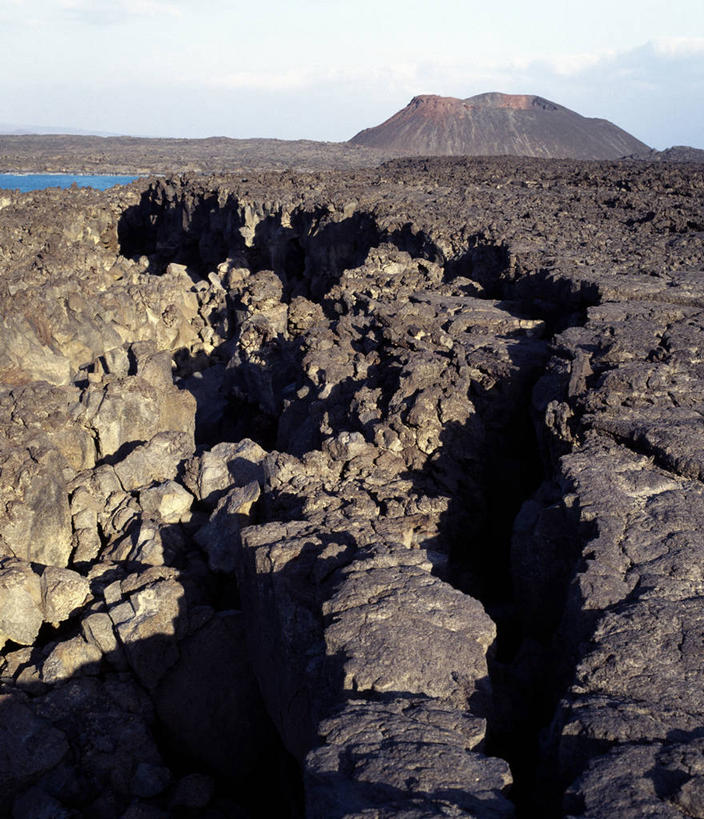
xmin=0 ymin=172 xmax=141 ymax=192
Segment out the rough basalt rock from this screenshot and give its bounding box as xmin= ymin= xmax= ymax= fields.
xmin=0 ymin=156 xmax=702 ymax=817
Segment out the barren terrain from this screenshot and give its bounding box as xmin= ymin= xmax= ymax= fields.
xmin=0 ymin=134 xmax=397 ymax=175
xmin=0 ymin=156 xmax=703 ymax=817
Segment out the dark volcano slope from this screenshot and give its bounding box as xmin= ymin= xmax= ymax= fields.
xmin=0 ymin=157 xmax=702 ymax=818
xmin=350 ymin=92 xmax=650 ymax=159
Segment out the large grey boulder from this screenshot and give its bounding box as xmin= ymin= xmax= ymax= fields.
xmin=113 ymin=431 xmax=194 ymax=492
xmin=107 ymin=568 xmax=186 ymax=690
xmin=181 ymin=438 xmax=267 ymax=509
xmin=39 ymin=566 xmax=91 ymax=626
xmin=0 ymin=559 xmax=43 ymax=649
xmin=83 ymin=378 xmax=195 ymax=461
xmin=0 ymin=444 xmax=73 ymax=568
xmin=307 ymin=699 xmax=513 ymax=819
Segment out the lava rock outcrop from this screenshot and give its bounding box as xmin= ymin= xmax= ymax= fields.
xmin=0 ymin=156 xmax=702 ymax=817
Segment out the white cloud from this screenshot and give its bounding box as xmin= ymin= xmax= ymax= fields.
xmin=1 ymin=0 xmax=184 ymax=26
xmin=651 ymin=36 xmax=704 ymax=57
xmin=202 ymin=63 xmax=429 ymax=99
xmin=0 ymin=0 xmax=51 ymax=26
xmin=209 ymin=69 xmax=314 ymax=92
xmin=58 ymin=0 xmax=182 ymax=23
xmin=538 ymin=52 xmax=612 ymax=76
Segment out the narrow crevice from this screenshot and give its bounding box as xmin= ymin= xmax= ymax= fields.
xmin=115 ymin=182 xmax=605 ymax=817
xmin=441 ymin=369 xmax=557 ymax=816
xmin=438 ymin=248 xmax=603 ymax=817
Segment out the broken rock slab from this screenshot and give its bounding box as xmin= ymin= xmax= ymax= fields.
xmin=40 ymin=566 xmax=91 ymax=627
xmin=306 ymin=699 xmax=513 ymax=819
xmin=107 ymin=568 xmax=186 ymax=690
xmin=0 ymin=443 xmax=73 ymax=568
xmin=113 ymin=431 xmax=194 ymax=492
xmin=182 ymin=438 xmax=267 ymax=509
xmin=139 ymin=480 xmax=193 ymax=524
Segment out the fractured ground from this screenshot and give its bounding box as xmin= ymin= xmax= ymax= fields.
xmin=0 ymin=157 xmax=702 ymax=817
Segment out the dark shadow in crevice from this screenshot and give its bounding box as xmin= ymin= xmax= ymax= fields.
xmin=444 ymin=236 xmax=511 ymax=298
xmin=118 ymin=182 xmax=385 ymax=312
xmin=245 ymin=209 xmax=383 ymax=307
xmin=118 ymin=184 xmax=244 ymax=278
xmin=386 ymin=224 xmax=441 ymax=262
xmin=421 ymin=363 xmax=554 ymax=819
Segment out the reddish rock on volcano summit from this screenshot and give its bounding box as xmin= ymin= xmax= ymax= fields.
xmin=350 ymin=91 xmax=650 ymax=159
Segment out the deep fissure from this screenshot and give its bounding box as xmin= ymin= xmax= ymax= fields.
xmin=117 ymin=184 xmax=597 ymax=816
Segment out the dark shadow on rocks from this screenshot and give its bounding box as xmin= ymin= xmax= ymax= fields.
xmin=305 ymin=770 xmax=512 ymax=819
xmin=0 ymin=514 xmax=305 ymax=818
xmin=444 ymin=236 xmax=511 ymax=298
xmin=277 ymin=375 xmax=373 ymax=458
xmin=176 ymin=359 xmax=280 ymax=451
xmin=117 ymin=181 xmax=384 ymax=305
xmin=386 ymin=224 xmax=443 ymax=262
xmin=118 ymin=183 xmax=244 ymax=277
xmin=96 ymin=439 xmax=148 ymax=468
xmin=285 ymin=210 xmax=382 ymax=304
xmin=445 ymin=238 xmax=601 ymax=337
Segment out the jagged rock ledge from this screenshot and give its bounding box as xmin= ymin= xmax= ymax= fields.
xmin=0 ymin=157 xmax=702 ymax=818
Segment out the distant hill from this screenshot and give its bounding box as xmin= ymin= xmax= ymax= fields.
xmin=625 ymin=145 xmax=704 ymax=163
xmin=0 ymin=123 xmax=122 ymax=137
xmin=349 ymin=92 xmax=650 ymax=160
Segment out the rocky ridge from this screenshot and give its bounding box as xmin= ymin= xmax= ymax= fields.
xmin=0 ymin=157 xmax=702 ymax=817
xmin=627 ymin=145 xmax=704 ymax=163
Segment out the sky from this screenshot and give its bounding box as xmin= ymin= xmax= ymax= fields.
xmin=1 ymin=0 xmax=703 ymax=149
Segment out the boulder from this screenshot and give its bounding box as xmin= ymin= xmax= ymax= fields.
xmin=0 ymin=445 xmax=73 ymax=568
xmin=113 ymin=431 xmax=194 ymax=492
xmin=0 ymin=559 xmax=43 ymax=649
xmin=39 ymin=566 xmax=91 ymax=626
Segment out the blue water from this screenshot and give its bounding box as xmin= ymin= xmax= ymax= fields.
xmin=0 ymin=174 xmax=138 ymax=192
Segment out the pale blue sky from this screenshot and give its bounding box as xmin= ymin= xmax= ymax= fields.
xmin=1 ymin=0 xmax=703 ymax=147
